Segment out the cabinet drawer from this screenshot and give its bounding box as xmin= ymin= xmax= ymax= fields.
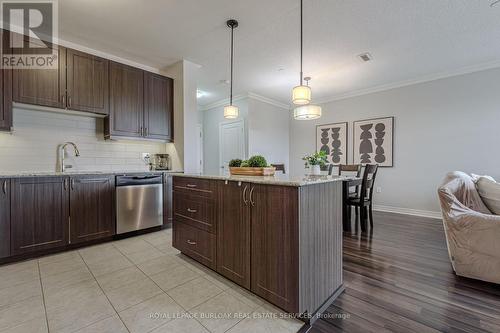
xmin=174 ymin=192 xmax=215 ymax=233
xmin=173 ymin=222 xmax=216 ymax=270
xmin=173 ymin=177 xmax=216 ymax=198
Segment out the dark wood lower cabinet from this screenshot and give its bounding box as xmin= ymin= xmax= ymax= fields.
xmin=69 ymin=175 xmax=115 ymax=244
xmin=0 ymin=179 xmax=10 ymax=258
xmin=172 ymin=176 xmax=344 ymax=319
xmin=217 ymin=181 xmax=251 ymax=288
xmin=11 ymin=177 xmax=69 ymax=255
xmin=250 ymin=184 xmax=299 ymax=312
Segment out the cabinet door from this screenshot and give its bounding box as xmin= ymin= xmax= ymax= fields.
xmin=107 ymin=62 xmax=144 ymax=138
xmin=0 ymin=29 xmax=13 ymax=131
xmin=69 ymin=175 xmax=115 ymax=244
xmin=250 ymin=184 xmax=299 ymax=313
xmin=144 ymin=72 xmax=173 ymax=141
xmin=12 ymin=37 xmax=66 ymax=108
xmin=11 ymin=177 xmax=69 ymax=255
xmin=0 ymin=179 xmax=10 ymax=258
xmin=66 ymin=49 xmax=109 ymax=114
xmin=217 ymin=181 xmax=251 ymax=288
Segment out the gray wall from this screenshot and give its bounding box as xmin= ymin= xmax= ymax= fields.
xmin=290 ymin=68 xmax=500 ymax=214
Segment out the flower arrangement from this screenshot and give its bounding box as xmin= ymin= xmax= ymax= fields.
xmin=302 ymin=151 xmax=328 ymax=168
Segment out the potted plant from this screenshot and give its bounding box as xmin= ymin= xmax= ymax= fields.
xmin=229 ymin=155 xmax=276 ymax=176
xmin=302 ymin=151 xmax=328 ymax=176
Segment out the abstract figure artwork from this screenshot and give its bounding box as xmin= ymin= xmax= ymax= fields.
xmin=353 ymin=117 xmax=393 ymax=167
xmin=316 ymin=122 xmax=348 ymax=166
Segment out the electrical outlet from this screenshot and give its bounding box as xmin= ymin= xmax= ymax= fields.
xmin=376 ymin=187 xmax=382 ymax=193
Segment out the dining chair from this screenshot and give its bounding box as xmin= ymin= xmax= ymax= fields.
xmin=346 ymin=164 xmax=378 ymax=231
xmin=271 ymin=164 xmax=286 ymax=174
xmin=329 ymin=164 xmax=362 ymax=197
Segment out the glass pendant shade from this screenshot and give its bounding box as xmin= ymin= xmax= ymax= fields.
xmin=292 ymin=85 xmax=312 ymax=105
xmin=224 ymin=105 xmax=239 ymax=119
xmin=294 ymin=104 xmax=322 ymax=120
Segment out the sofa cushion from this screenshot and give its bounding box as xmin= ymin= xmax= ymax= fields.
xmin=476 ymin=176 xmax=500 ymax=215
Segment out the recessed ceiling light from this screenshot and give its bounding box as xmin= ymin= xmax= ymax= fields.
xmin=358 ymin=53 xmax=373 ymax=62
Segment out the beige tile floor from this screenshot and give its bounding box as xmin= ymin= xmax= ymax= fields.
xmin=0 ymin=229 xmax=304 ymax=333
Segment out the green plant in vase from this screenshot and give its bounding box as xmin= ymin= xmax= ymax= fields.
xmin=302 ymin=151 xmax=328 ymax=175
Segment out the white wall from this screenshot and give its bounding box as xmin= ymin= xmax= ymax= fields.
xmin=0 ymin=107 xmax=165 ymax=173
xmin=290 ymin=68 xmax=500 ymax=214
xmin=247 ymin=98 xmax=290 ymax=169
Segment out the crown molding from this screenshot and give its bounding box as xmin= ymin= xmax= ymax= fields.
xmin=200 ymin=92 xmax=290 ymax=111
xmin=316 ymin=58 xmax=500 ymax=105
xmin=247 ymin=92 xmax=290 ymax=110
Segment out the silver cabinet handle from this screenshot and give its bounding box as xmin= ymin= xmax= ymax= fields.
xmin=187 ymin=208 xmax=197 ymax=213
xmin=70 ymin=179 xmax=75 ymax=190
xmin=68 ymin=96 xmax=72 ymax=108
xmin=242 ymin=185 xmax=248 ymax=205
xmin=63 ymin=178 xmax=68 ymax=191
xmin=249 ymin=187 xmax=255 ymax=206
xmin=186 ymin=240 xmax=197 ymax=245
xmin=186 ymin=184 xmax=197 ymax=188
xmin=2 ymin=181 xmax=6 ymax=195
xmin=62 ymin=94 xmax=66 ymax=106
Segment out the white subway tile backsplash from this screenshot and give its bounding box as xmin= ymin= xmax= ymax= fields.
xmin=0 ymin=108 xmax=166 ymax=173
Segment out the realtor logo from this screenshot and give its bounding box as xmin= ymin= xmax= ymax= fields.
xmin=1 ymin=0 xmax=58 ymax=69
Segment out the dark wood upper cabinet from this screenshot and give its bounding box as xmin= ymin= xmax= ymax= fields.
xmin=0 ymin=179 xmax=10 ymax=258
xmin=69 ymin=175 xmax=115 ymax=244
xmin=250 ymin=184 xmax=299 ymax=313
xmin=106 ymin=61 xmax=144 ymax=138
xmin=12 ymin=39 xmax=66 ymax=109
xmin=217 ymin=181 xmax=251 ymax=288
xmin=144 ymin=72 xmax=173 ymax=141
xmin=66 ymin=49 xmax=109 ymax=115
xmin=11 ymin=177 xmax=69 ymax=255
xmin=0 ymin=29 xmax=13 ymax=131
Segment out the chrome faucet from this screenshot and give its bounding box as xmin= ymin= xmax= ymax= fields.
xmin=58 ymin=142 xmax=80 ymax=172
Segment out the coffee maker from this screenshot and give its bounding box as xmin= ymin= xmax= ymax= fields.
xmin=152 ymin=154 xmax=171 ymax=171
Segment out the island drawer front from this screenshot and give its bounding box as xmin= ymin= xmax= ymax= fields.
xmin=173 ymin=192 xmax=215 ymax=233
xmin=173 ymin=221 xmax=216 ymax=270
xmin=173 ymin=177 xmax=216 ymax=198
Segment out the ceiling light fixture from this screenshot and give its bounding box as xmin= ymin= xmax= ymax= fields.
xmin=291 ymin=0 xmax=311 ymax=106
xmin=224 ymin=19 xmax=239 ymax=119
xmin=292 ymin=0 xmax=321 ymax=120
xmin=294 ymin=77 xmax=321 ymax=120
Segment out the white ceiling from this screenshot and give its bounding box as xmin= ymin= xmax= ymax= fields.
xmin=59 ymin=0 xmax=500 ymax=106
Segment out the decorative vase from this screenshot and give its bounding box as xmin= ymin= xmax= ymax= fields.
xmin=310 ymin=165 xmax=321 ymax=176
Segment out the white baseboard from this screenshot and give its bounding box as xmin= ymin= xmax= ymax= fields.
xmin=373 ymin=205 xmax=442 ymax=220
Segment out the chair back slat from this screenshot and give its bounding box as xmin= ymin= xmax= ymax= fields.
xmin=360 ymin=164 xmax=378 ymax=201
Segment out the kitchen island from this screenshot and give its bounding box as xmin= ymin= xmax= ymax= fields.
xmin=172 ymin=174 xmax=345 ymax=322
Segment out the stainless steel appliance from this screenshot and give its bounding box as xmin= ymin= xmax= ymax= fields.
xmin=116 ymin=174 xmax=163 ymax=234
xmin=152 ymin=154 xmax=171 ymax=171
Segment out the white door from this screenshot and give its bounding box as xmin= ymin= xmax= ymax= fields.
xmin=219 ymin=121 xmax=245 ymax=175
xmin=196 ymin=124 xmax=204 ymax=174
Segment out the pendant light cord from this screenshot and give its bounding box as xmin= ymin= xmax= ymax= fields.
xmin=230 ymin=24 xmax=234 ymax=105
xmin=300 ymin=0 xmax=303 ymax=86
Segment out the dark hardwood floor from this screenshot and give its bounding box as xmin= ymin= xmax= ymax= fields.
xmin=308 ymin=211 xmax=500 ymax=333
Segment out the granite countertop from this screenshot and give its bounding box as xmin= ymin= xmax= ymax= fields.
xmin=173 ymin=173 xmax=353 ymax=187
xmin=0 ymin=170 xmax=183 ymax=178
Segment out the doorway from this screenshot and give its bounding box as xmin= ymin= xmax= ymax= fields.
xmin=219 ymin=120 xmax=245 ymax=175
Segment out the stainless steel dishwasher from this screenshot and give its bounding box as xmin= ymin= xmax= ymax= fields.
xmin=116 ymin=174 xmax=163 ymax=234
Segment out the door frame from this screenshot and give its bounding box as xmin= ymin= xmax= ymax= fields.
xmin=219 ymin=119 xmax=246 ymax=175
xmin=196 ymin=124 xmax=204 ymax=173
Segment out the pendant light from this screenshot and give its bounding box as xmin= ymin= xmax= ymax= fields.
xmin=294 ymin=77 xmax=322 ymax=120
xmin=292 ymin=0 xmax=321 ymax=120
xmin=224 ymin=19 xmax=239 ymax=119
xmin=292 ymin=0 xmax=311 ymax=105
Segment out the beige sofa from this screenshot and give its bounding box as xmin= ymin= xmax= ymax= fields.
xmin=438 ymin=171 xmax=500 ymax=284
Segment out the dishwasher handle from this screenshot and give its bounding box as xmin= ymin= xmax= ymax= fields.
xmin=116 ymin=175 xmax=163 ymax=186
